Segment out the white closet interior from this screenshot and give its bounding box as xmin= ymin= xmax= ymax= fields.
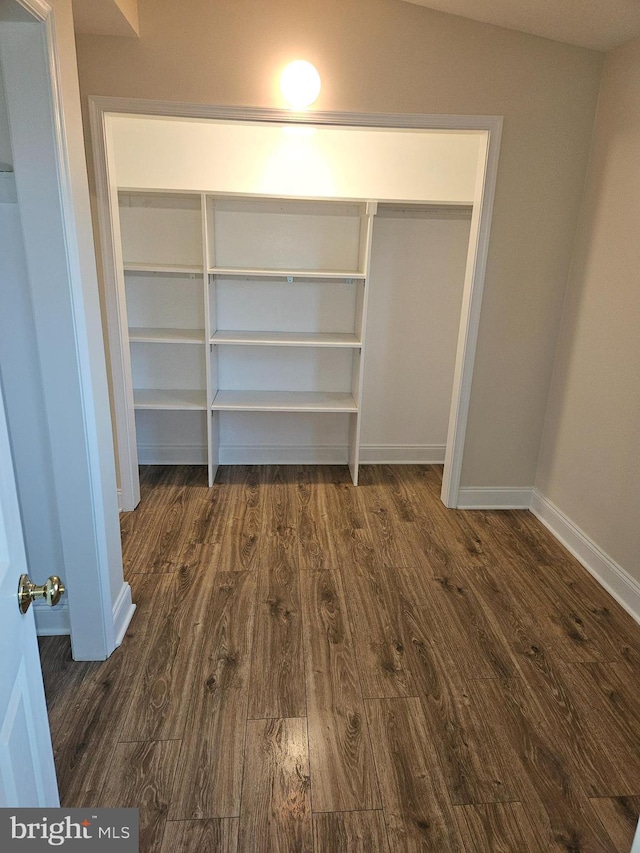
xmin=105 ymin=116 xmax=485 ymax=495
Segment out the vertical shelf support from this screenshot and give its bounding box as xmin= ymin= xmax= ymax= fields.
xmin=348 ymin=200 xmax=377 ymax=486
xmin=203 ymin=194 xmax=219 ymax=485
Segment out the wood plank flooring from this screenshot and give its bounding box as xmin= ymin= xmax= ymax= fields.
xmin=39 ymin=464 xmax=640 ymax=852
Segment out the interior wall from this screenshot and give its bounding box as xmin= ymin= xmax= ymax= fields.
xmin=535 ymin=37 xmax=640 ymax=583
xmin=76 ymin=0 xmax=603 ymax=489
xmin=362 ymin=210 xmax=470 ymax=455
xmin=71 ymin=0 xmax=139 ymax=38
xmin=0 ymin=68 xmax=11 ymax=168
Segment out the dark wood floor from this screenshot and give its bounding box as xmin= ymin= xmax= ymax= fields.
xmin=39 ymin=464 xmax=640 ymax=852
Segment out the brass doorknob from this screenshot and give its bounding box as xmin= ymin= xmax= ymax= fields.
xmin=18 ymin=574 xmax=65 ymax=614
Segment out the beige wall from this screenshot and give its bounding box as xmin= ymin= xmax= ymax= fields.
xmin=0 ymin=63 xmax=11 ymax=168
xmin=75 ymin=0 xmax=603 ymax=488
xmin=536 ymin=37 xmax=640 ymax=581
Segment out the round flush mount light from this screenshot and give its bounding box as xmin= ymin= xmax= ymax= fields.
xmin=280 ymin=60 xmax=321 ymax=110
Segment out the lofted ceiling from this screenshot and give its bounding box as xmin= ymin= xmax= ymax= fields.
xmin=72 ymin=0 xmax=139 ymax=38
xmin=400 ymin=0 xmax=640 ymax=51
xmin=70 ymin=0 xmax=640 ymax=52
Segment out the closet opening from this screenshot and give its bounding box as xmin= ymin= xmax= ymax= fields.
xmin=90 ymin=105 xmax=502 ymax=511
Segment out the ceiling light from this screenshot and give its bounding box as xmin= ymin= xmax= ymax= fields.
xmin=280 ymin=60 xmax=321 ymax=110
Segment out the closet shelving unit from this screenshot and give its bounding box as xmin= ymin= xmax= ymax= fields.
xmin=118 ymin=190 xmax=377 ymax=486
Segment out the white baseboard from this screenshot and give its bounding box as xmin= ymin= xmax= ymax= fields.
xmin=219 ymin=445 xmax=348 ymax=464
xmin=359 ymin=444 xmax=446 ymax=464
xmin=456 ymin=486 xmax=533 ymax=509
xmin=138 ymin=443 xmax=207 ymax=465
xmin=137 ymin=443 xmax=446 ymax=466
xmin=34 ymin=601 xmax=70 ymax=636
xmin=112 ymin=581 xmax=136 ymax=648
xmin=34 ymin=583 xmax=136 ymax=647
xmin=530 ymin=489 xmax=640 ymax=626
xmin=139 ymin=443 xmax=341 ymax=465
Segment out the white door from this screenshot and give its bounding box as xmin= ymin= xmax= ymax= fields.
xmin=0 ymin=382 xmax=59 ymax=806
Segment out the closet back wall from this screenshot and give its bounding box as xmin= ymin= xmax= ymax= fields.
xmin=362 ymin=208 xmax=470 ymax=463
xmin=127 ymin=207 xmax=471 ymax=466
xmin=76 ymin=0 xmax=603 ymax=490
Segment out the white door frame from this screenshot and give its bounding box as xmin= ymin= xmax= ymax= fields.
xmin=89 ymin=98 xmax=502 ymax=510
xmin=0 ymin=0 xmax=133 ymax=659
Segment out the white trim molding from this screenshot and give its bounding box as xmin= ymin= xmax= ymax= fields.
xmin=219 ymin=445 xmax=348 ymax=465
xmin=89 ymin=98 xmax=141 ymax=513
xmin=456 ymin=486 xmax=533 ymax=509
xmin=112 ymin=582 xmax=135 ymax=649
xmin=135 ymin=442 xmax=447 ymax=466
xmin=139 ymin=444 xmax=349 ymax=465
xmin=89 ymin=97 xmax=503 ymax=133
xmin=138 ymin=443 xmax=208 ymax=465
xmin=33 ymin=601 xmax=70 ymax=636
xmin=440 ymin=122 xmax=502 ymax=508
xmin=531 ymin=489 xmax=640 ymax=626
xmin=359 ymin=444 xmax=446 ymax=464
xmin=34 ymin=583 xmax=135 ymax=650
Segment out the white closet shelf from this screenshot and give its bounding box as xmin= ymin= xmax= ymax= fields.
xmin=124 ymin=262 xmax=203 ymax=274
xmin=209 ymin=266 xmax=365 ymax=280
xmin=118 ymin=189 xmax=377 ymax=488
xmin=129 ymin=327 xmax=205 ymax=344
xmin=133 ymin=389 xmax=207 ymax=410
xmin=210 ymin=331 xmax=361 ymax=348
xmin=211 ymin=390 xmax=358 ymax=413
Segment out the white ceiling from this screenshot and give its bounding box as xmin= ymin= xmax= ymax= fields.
xmin=401 ymin=0 xmax=640 ymax=52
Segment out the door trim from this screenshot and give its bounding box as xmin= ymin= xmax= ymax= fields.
xmin=1 ymin=1 xmax=132 ymax=658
